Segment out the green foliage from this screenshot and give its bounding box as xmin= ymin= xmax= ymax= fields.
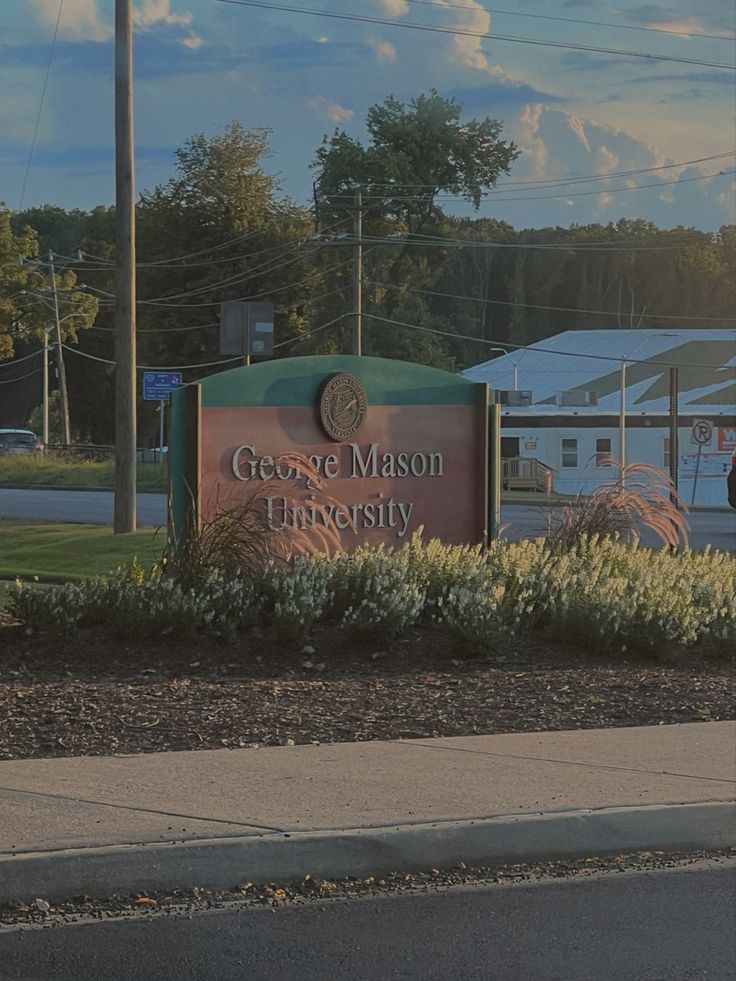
xmin=334 ymin=543 xmax=426 ymax=638
xmin=11 ymin=536 xmax=735 ymax=658
xmin=9 ymin=563 xmax=262 ymax=640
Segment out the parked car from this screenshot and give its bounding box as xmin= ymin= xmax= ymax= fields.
xmin=0 ymin=428 xmax=43 ymax=455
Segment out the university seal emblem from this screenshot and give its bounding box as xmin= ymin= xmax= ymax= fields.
xmin=318 ymin=373 xmax=368 ymax=442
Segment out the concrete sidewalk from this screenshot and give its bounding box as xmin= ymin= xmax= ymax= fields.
xmin=1 ymin=722 xmax=734 ymax=902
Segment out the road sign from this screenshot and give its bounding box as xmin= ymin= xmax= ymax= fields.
xmin=143 ymin=371 xmax=182 ymax=400
xmin=220 ymin=301 xmax=274 ymax=358
xmin=691 ymin=419 xmax=713 ymax=446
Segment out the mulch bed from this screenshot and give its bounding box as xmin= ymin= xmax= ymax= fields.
xmin=1 ymin=621 xmax=733 ymax=760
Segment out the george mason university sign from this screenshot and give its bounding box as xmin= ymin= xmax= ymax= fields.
xmin=170 ymin=356 xmax=489 ymax=550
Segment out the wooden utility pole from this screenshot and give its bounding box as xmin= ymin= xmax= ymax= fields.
xmin=114 ymin=0 xmax=137 ymax=533
xmin=352 ymin=190 xmax=362 ymax=356
xmin=48 ymin=252 xmax=71 ymax=445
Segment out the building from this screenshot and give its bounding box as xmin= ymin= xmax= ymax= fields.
xmin=463 ymin=329 xmax=736 ymax=507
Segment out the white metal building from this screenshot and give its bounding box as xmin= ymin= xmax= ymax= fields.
xmin=463 ymin=329 xmax=736 ymax=507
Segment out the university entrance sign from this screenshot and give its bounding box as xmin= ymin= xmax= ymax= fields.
xmin=170 ymin=356 xmax=489 ymax=550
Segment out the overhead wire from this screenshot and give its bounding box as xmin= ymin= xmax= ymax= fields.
xmin=349 ymin=152 xmax=735 ymax=192
xmin=362 ymin=313 xmax=736 ymax=370
xmin=0 ymin=367 xmax=43 ymax=385
xmin=18 ymin=0 xmax=64 ymax=211
xmin=357 ymin=169 xmax=736 ymax=204
xmin=395 ymin=0 xmax=736 ymax=42
xmin=215 ymin=0 xmax=736 ymax=70
xmin=367 ymin=280 xmax=736 ymax=324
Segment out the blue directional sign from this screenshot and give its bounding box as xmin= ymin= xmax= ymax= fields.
xmin=143 ymin=371 xmax=183 ymax=401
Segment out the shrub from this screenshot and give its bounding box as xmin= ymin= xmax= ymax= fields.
xmin=334 ymin=543 xmax=426 ymax=639
xmin=548 ymin=460 xmax=689 ymax=550
xmin=9 ymin=535 xmax=735 ymax=660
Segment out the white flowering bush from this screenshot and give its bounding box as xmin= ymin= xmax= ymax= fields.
xmin=333 ymin=543 xmax=426 ymax=638
xmin=9 ymin=535 xmax=735 ymax=658
xmin=262 ymin=557 xmax=335 ymax=637
xmin=9 ymin=563 xmax=261 ymax=640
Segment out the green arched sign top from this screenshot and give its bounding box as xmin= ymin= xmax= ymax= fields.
xmin=184 ymin=355 xmax=481 ymax=408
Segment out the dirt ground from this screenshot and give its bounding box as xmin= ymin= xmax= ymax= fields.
xmin=1 ymin=619 xmax=733 ymax=760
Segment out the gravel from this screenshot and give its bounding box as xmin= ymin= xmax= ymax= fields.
xmin=2 ymin=849 xmax=733 ymax=929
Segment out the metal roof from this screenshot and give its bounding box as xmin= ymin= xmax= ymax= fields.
xmin=462 ymin=329 xmax=736 ymax=416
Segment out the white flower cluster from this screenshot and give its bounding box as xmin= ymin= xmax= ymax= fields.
xmin=10 ymin=535 xmax=735 ymax=655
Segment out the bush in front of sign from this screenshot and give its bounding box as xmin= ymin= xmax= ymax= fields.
xmin=165 ymin=453 xmax=348 ymax=584
xmin=547 ymin=459 xmax=689 ymax=551
xmin=261 ymin=558 xmax=337 ymax=639
xmin=335 ymin=544 xmax=426 ymax=640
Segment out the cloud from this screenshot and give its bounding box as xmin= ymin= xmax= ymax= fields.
xmin=29 ymin=0 xmax=112 ymax=42
xmin=29 ymin=0 xmax=199 ymax=45
xmin=366 ymin=37 xmax=397 ymax=62
xmin=179 ymin=34 xmax=203 ymax=49
xmin=449 ymin=82 xmax=564 ymax=110
xmin=596 ymin=145 xmax=619 ymax=173
xmin=625 ymin=5 xmax=730 ymax=36
xmin=306 ymin=95 xmax=354 ymax=123
xmin=133 ymin=0 xmax=192 ymax=30
xmin=376 ymin=0 xmax=409 ymax=15
xmin=511 ymin=103 xmax=549 ymax=178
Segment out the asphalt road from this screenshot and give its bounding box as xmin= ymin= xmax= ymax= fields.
xmin=2 ymin=863 xmax=734 ymax=981
xmin=0 ymin=488 xmax=734 ymax=550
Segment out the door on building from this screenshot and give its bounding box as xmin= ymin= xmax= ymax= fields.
xmin=501 ymin=437 xmax=520 ymax=459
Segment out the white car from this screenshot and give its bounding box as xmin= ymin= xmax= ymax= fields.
xmin=0 ymin=428 xmax=43 ymax=455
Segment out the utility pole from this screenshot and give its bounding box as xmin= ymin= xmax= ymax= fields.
xmin=48 ymin=252 xmax=71 ymax=445
xmin=352 ymin=190 xmax=362 ymax=356
xmin=114 ymin=0 xmax=137 ymax=533
xmin=42 ymin=327 xmax=51 ymax=447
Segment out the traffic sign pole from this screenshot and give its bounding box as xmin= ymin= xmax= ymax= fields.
xmin=159 ymin=399 xmax=165 ymax=465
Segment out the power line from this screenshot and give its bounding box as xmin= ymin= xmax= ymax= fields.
xmin=347 ymin=152 xmax=735 ymax=191
xmin=368 ymin=280 xmax=736 ymax=324
xmin=363 ymin=313 xmax=736 ymax=370
xmin=18 ymin=0 xmax=64 ymax=211
xmin=216 ymin=0 xmax=736 ymax=70
xmin=395 ymin=0 xmax=736 ymax=42
xmin=83 ymin=286 xmax=347 ymax=332
xmin=0 ymin=367 xmax=43 ymax=385
xmin=357 ymin=169 xmax=736 ymax=204
xmin=0 ymin=349 xmax=43 ymax=371
xmin=61 ymin=346 xmax=244 ymax=372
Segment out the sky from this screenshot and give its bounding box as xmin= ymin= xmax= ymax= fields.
xmin=1 ymin=0 xmax=735 ymax=230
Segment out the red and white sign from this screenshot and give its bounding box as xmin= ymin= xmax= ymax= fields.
xmin=717 ymin=427 xmax=736 ymax=452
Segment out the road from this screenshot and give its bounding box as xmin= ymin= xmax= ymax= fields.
xmin=0 ymin=488 xmax=734 ymax=550
xmin=2 ymin=863 xmax=734 ymax=980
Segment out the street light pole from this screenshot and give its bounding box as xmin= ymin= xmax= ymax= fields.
xmin=42 ymin=326 xmax=52 ymax=447
xmin=619 ymin=358 xmax=627 ymax=487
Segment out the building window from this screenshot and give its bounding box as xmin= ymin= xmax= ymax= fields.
xmin=595 ymin=437 xmax=612 ymax=466
xmin=663 ymin=437 xmax=670 ymax=471
xmin=561 ymin=437 xmax=578 ymax=469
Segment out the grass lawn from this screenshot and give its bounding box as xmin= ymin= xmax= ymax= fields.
xmin=0 ymin=456 xmax=167 ymax=492
xmin=0 ymin=521 xmax=162 ymax=583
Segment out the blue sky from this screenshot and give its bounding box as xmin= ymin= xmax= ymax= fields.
xmin=2 ymin=0 xmax=735 ymax=229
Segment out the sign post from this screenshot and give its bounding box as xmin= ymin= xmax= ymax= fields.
xmin=690 ymin=419 xmax=713 ymax=506
xmin=143 ymin=371 xmax=182 ymax=463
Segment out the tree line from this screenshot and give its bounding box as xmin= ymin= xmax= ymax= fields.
xmin=1 ymin=92 xmax=733 ymax=445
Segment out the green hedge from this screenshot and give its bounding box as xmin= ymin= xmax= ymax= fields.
xmin=8 ymin=535 xmax=736 ymax=657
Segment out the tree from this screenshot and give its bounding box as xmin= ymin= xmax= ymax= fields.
xmin=311 ymin=92 xmax=519 ymax=365
xmin=313 ymin=91 xmax=518 ymax=234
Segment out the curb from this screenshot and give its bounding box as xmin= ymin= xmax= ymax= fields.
xmin=1 ymin=800 xmax=733 ymax=903
xmin=0 ymin=485 xmax=166 ymax=495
